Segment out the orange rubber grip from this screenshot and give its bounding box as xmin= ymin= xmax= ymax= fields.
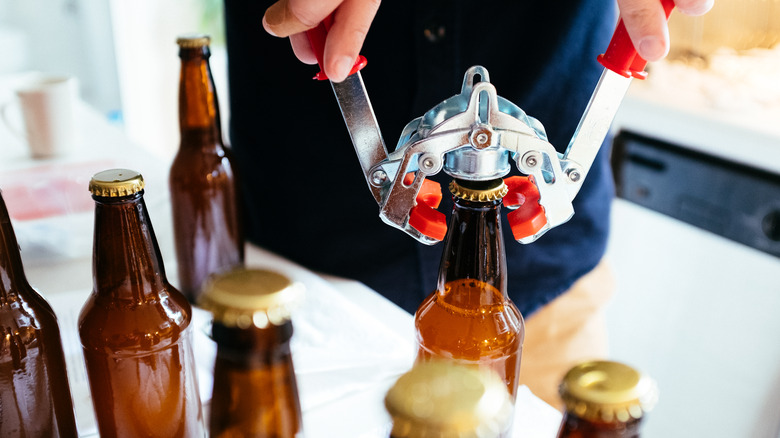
xmin=504 ymin=176 xmax=547 ymax=240
xmin=404 ymin=173 xmax=447 ymax=241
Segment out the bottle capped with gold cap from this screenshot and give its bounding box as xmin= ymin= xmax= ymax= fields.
xmin=556 ymin=360 xmax=658 ymax=438
xmin=448 ymin=178 xmax=508 ymax=202
xmin=199 ymin=268 xmax=303 ymax=330
xmin=171 ymin=29 xmax=242 ymax=304
xmin=414 ymin=176 xmax=525 ymax=402
xmin=176 ymin=33 xmax=211 ymax=49
xmin=81 ymin=167 xmax=206 ymax=437
xmin=385 ymin=360 xmax=514 ymax=438
xmin=89 ymin=168 xmax=145 ymax=198
xmin=199 ymin=268 xmax=304 ymax=437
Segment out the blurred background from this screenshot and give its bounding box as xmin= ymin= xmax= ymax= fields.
xmin=1 ymin=1 xmax=780 ymax=437
xmin=0 ymin=0 xmax=227 ymax=160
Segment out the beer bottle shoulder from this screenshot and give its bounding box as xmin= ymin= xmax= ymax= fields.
xmin=170 ymin=146 xmax=235 ymax=178
xmin=1 ymin=293 xmax=62 ymax=357
xmin=78 ymin=287 xmax=193 ymax=354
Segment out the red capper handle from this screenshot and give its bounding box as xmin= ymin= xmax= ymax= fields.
xmin=404 ymin=173 xmax=447 ymax=241
xmin=597 ymin=0 xmax=675 ymax=79
xmin=504 ymin=176 xmax=547 ymax=241
xmin=305 ymin=15 xmax=368 ymax=81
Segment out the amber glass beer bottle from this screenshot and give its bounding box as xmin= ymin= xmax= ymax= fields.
xmin=385 ymin=360 xmax=514 ymax=438
xmin=199 ymin=268 xmax=304 ymax=438
xmin=0 ymin=192 xmax=78 ymax=437
xmin=79 ymin=169 xmax=205 ymax=437
xmin=170 ymin=34 xmax=243 ymax=303
xmin=557 ymin=360 xmax=658 ymax=438
xmin=415 ymin=178 xmax=525 ymax=400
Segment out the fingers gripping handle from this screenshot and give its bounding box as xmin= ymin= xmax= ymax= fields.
xmin=597 ymin=0 xmax=675 ymax=79
xmin=305 ymin=16 xmax=368 ymax=81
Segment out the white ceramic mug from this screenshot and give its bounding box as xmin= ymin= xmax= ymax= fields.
xmin=2 ymin=75 xmax=79 ymax=159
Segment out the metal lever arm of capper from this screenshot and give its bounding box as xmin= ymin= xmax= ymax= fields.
xmin=305 ymin=18 xmax=388 ymax=205
xmin=306 ymin=18 xmax=449 ymax=245
xmin=562 ymin=0 xmax=676 ymax=201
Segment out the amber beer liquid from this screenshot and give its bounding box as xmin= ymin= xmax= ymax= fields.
xmin=170 ymin=34 xmax=243 ymax=303
xmin=557 ymin=361 xmax=658 ymax=438
xmin=79 ymin=169 xmax=205 ymax=437
xmin=415 ymin=178 xmax=524 ymax=400
xmin=0 ymin=191 xmax=78 ymax=437
xmin=200 ymin=269 xmax=303 ymax=438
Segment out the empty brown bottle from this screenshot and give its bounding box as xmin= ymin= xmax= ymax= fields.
xmin=170 ymin=34 xmax=243 ymax=303
xmin=385 ymin=360 xmax=514 ymax=438
xmin=79 ymin=169 xmax=205 ymax=437
xmin=0 ymin=191 xmax=78 ymax=437
xmin=415 ymin=178 xmax=525 ymax=401
xmin=199 ymin=268 xmax=304 ymax=438
xmin=557 ymin=360 xmax=658 ymax=438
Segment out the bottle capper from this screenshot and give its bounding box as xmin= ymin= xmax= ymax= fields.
xmin=306 ymin=0 xmax=675 ymax=245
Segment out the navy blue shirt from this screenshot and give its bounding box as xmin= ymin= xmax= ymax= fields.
xmin=224 ymin=0 xmax=617 ymax=316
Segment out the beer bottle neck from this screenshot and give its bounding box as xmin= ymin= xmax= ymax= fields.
xmin=0 ymin=194 xmax=32 ymax=300
xmin=212 ymin=321 xmax=294 ymax=365
xmin=209 ymin=319 xmax=302 ymax=437
xmin=92 ymin=193 xmax=169 ymax=301
xmin=557 ymin=412 xmax=643 ymax=438
xmin=437 ymin=180 xmax=507 ymax=298
xmin=178 ymin=46 xmax=221 ymax=147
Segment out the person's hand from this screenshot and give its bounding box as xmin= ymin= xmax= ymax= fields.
xmin=262 ymin=0 xmax=380 ymax=83
xmin=618 ymin=0 xmax=714 ymax=61
xmin=261 ymin=0 xmax=713 ymax=80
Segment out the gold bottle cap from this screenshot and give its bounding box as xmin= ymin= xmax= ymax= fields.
xmin=385 ymin=361 xmax=514 ymax=438
xmin=176 ymin=34 xmax=211 ymax=48
xmin=88 ymin=169 xmax=145 ymax=198
xmin=198 ymin=268 xmax=304 ymax=329
xmin=559 ymin=360 xmax=658 ymax=423
xmin=449 ymin=180 xmax=508 ymax=202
